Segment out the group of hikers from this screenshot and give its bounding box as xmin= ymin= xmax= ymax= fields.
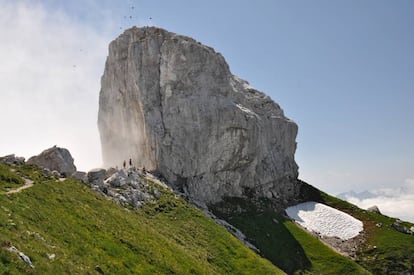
xmin=122 ymin=158 xmax=133 ymax=168
xmin=121 ymin=158 xmax=146 ymax=173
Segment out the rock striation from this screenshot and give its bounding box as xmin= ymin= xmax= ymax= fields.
xmin=98 ymin=27 xmax=299 ymax=204
xmin=27 ymin=146 xmax=76 ymax=177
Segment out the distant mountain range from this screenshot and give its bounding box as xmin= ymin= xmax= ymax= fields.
xmin=337 ymin=190 xmax=378 ymax=200
xmin=337 ymin=184 xmax=413 ymax=201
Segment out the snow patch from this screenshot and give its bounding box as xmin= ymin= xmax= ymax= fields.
xmin=286 ymin=201 xmax=363 ymax=240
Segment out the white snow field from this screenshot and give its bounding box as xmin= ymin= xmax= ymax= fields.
xmin=286 ymin=201 xmax=363 ymax=240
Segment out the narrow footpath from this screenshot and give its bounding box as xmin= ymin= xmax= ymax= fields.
xmin=6 ymin=178 xmax=34 ymax=194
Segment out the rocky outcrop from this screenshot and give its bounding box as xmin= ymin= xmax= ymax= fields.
xmin=98 ymin=27 xmax=299 ymax=204
xmin=0 ymin=154 xmax=25 ymax=165
xmin=391 ymin=219 xmax=414 ymax=235
xmin=6 ymin=245 xmax=34 ymax=269
xmin=87 ymin=167 xmax=162 ymax=209
xmin=87 ymin=168 xmax=106 ymax=186
xmin=367 ymin=205 xmax=381 ymax=214
xmin=27 ymin=146 xmax=76 ymax=177
xmin=71 ymin=171 xmax=88 ymax=183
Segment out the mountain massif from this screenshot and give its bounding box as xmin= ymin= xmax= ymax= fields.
xmin=1 ymin=27 xmax=413 ymax=274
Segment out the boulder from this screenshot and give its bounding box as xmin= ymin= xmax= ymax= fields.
xmin=98 ymin=27 xmax=299 ymax=204
xmin=42 ymin=168 xmax=52 ymax=177
xmin=391 ymin=220 xmax=413 ymax=235
xmin=87 ymin=168 xmax=106 ymax=186
xmin=71 ymin=171 xmax=88 ymax=183
xmin=104 ymin=172 xmax=127 ymax=188
xmin=27 ymin=146 xmax=76 ymax=177
xmin=51 ymin=170 xmax=61 ymax=178
xmin=367 ymin=205 xmax=381 ymax=214
xmin=106 ymin=167 xmax=117 ymax=179
xmin=7 ymin=246 xmax=34 ymax=269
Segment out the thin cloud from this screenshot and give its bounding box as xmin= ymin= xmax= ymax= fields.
xmin=0 ymin=1 xmax=110 ymax=170
xmin=341 ymin=179 xmax=414 ymax=223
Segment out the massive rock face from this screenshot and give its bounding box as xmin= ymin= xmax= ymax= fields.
xmin=98 ymin=27 xmax=299 ymax=204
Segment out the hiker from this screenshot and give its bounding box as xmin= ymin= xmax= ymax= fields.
xmin=123 ymin=160 xmax=126 ymax=169
xmin=129 ymin=158 xmax=132 ymax=167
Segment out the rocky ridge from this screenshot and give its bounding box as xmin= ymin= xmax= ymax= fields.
xmin=98 ymin=26 xmax=300 ymax=204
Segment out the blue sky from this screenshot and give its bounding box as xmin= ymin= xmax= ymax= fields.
xmin=1 ymin=0 xmax=413 ymax=199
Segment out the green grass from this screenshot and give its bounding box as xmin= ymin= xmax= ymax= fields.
xmin=0 ymin=163 xmax=25 ymax=193
xmin=284 ymin=221 xmax=369 ymax=275
xmin=211 ymin=197 xmax=370 ymax=275
xmin=320 ymin=192 xmax=414 ymax=274
xmin=4 ymin=163 xmax=411 ymax=274
xmin=0 ymin=164 xmax=282 ymax=274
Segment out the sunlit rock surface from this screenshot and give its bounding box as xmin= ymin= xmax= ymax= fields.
xmin=27 ymin=146 xmax=76 ymax=177
xmin=98 ymin=27 xmax=299 ymax=204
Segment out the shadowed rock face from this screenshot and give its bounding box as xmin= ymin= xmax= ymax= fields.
xmin=98 ymin=26 xmax=299 ymax=204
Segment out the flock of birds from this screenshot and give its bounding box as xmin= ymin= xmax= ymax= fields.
xmin=73 ymin=5 xmax=152 ymax=69
xmin=119 ymin=6 xmax=152 ymax=30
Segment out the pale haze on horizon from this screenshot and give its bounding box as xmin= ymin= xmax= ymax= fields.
xmin=0 ymin=1 xmax=413 ymax=220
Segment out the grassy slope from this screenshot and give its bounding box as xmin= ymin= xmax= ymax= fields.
xmin=213 ymin=182 xmax=414 ymax=275
xmin=0 ymin=164 xmax=282 ymax=274
xmin=320 ymin=192 xmax=414 ymax=274
xmin=211 ymin=198 xmax=370 ymax=275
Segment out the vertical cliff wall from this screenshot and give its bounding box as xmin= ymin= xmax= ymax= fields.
xmin=98 ymin=27 xmax=299 ymax=204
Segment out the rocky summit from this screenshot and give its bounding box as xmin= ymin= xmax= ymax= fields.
xmin=27 ymin=146 xmax=76 ymax=177
xmin=98 ymin=27 xmax=299 ymax=204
